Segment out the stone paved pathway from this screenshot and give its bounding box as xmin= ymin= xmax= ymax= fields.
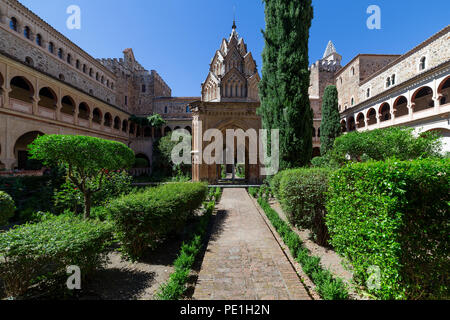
xmin=193 ymin=188 xmax=311 ymax=300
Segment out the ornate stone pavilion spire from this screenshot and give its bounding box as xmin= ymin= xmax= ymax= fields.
xmin=201 ymin=20 xmax=260 ymax=103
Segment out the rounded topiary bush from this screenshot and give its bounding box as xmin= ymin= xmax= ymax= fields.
xmin=0 ymin=191 xmax=16 ymax=225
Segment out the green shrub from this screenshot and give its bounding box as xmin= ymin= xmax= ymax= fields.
xmin=326 ymin=159 xmax=450 ymax=299
xmin=329 ymin=127 xmax=442 ymax=166
xmin=279 ymin=168 xmax=332 ymax=246
xmin=53 ymin=171 xmax=132 ymax=215
xmin=0 ymin=191 xmax=15 ymax=225
xmin=248 ymin=187 xmax=260 ymax=198
xmin=269 ymin=171 xmax=285 ymax=199
xmin=0 ymin=168 xmax=66 ymax=221
xmin=106 ymin=182 xmax=208 ymax=260
xmin=156 ymin=189 xmax=220 ymax=300
xmin=29 ymin=134 xmax=135 ymax=218
xmin=0 ymin=215 xmax=113 ymax=297
xmin=310 ymin=152 xmax=339 ymax=169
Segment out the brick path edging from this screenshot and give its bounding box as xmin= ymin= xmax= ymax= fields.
xmin=249 ymin=193 xmax=321 ymax=301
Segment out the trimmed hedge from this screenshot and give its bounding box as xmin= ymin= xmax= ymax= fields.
xmin=269 ymin=170 xmax=285 ymax=199
xmin=156 ymin=189 xmax=221 ymax=300
xmin=0 ymin=215 xmax=113 ymax=297
xmin=0 ymin=191 xmax=15 ymax=225
xmin=326 ymin=159 xmax=450 ymax=299
xmin=279 ymin=168 xmax=332 ymax=246
xmin=106 ymin=182 xmax=208 ymax=261
xmin=0 ymin=174 xmax=64 ymax=221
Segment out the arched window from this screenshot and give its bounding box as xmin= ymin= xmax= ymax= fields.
xmin=380 ymin=103 xmax=391 ymax=122
xmin=394 ymin=96 xmax=408 ymax=118
xmin=76 ymin=60 xmax=80 ymax=69
xmin=351 ymin=97 xmax=354 ymax=106
xmin=114 ymin=116 xmax=121 ymax=130
xmin=24 ymin=26 xmax=31 ymax=39
xmin=186 ymin=106 xmax=190 ymax=113
xmin=61 ymin=96 xmax=75 ymax=115
xmin=83 ymin=64 xmax=87 ymax=73
xmin=38 ymin=87 xmax=57 ymax=109
xmin=9 ymin=76 xmax=34 ymax=103
xmin=357 ymin=113 xmax=365 ymax=128
xmin=367 ymin=108 xmax=377 ymax=125
xmin=386 ymin=77 xmax=391 ymax=88
xmin=366 ymin=88 xmax=371 ymax=98
xmin=10 ymin=17 xmax=17 ymax=31
xmin=122 ymin=120 xmax=128 ymax=132
xmin=104 ymin=113 xmax=112 ymax=127
xmin=348 ymin=117 xmax=356 ymax=132
xmin=96 ymin=72 xmax=99 ymax=81
xmin=391 ymin=74 xmax=396 ymax=85
xmin=78 ymin=103 xmax=90 ymax=120
xmin=89 ymin=68 xmax=93 ymax=77
xmin=164 ymin=106 xmax=168 ymax=114
xmin=67 ymin=54 xmax=72 ymax=64
xmin=58 ymin=48 xmax=63 ymax=59
xmin=36 ymin=34 xmax=42 ymax=46
xmin=420 ymin=57 xmax=426 ymax=70
xmin=48 ymin=42 xmax=54 ymax=54
xmin=412 ymin=86 xmax=434 ymax=112
xmin=93 ymin=108 xmax=102 ymax=124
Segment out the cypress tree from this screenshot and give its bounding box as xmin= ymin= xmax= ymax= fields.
xmin=319 ymin=85 xmax=341 ymax=154
xmin=259 ymin=0 xmax=314 ymax=169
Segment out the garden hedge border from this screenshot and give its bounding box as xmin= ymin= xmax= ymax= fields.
xmin=155 ymin=187 xmax=222 ymax=300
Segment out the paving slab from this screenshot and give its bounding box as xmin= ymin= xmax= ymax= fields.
xmin=193 ymin=188 xmax=311 ymax=300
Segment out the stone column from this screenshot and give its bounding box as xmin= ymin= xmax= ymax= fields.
xmin=32 ymin=96 xmax=39 ymax=115
xmin=408 ymin=103 xmax=415 ymax=120
xmin=56 ymin=99 xmax=62 ymax=121
xmin=2 ymin=158 xmax=16 ymax=171
xmin=433 ymin=97 xmax=440 ymax=113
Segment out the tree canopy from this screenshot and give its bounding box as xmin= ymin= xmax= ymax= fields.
xmin=29 ymin=135 xmax=135 ymax=218
xmin=320 ymin=85 xmax=341 ymax=155
xmin=129 ymin=114 xmax=166 ymax=128
xmin=259 ymin=0 xmax=314 ymax=170
xmin=311 ymin=127 xmax=443 ymax=168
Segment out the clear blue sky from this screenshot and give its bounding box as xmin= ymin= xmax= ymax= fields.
xmin=19 ymin=0 xmax=449 ymax=97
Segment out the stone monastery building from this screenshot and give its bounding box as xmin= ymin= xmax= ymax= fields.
xmin=310 ymin=27 xmax=450 ymax=155
xmin=0 ymin=0 xmax=448 ymax=174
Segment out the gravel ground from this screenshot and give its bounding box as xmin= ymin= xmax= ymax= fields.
xmin=79 ymin=239 xmax=183 ymax=300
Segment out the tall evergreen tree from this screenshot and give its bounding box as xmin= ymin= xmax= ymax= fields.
xmin=259 ymin=0 xmax=314 ymax=169
xmin=320 ymin=85 xmax=341 ymax=154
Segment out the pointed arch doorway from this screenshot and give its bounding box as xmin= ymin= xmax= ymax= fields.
xmin=190 ymin=101 xmax=262 ymax=184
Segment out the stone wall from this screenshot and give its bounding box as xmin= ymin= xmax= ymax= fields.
xmin=359 ymin=28 xmax=450 ymax=102
xmin=0 ymin=0 xmax=116 ymax=105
